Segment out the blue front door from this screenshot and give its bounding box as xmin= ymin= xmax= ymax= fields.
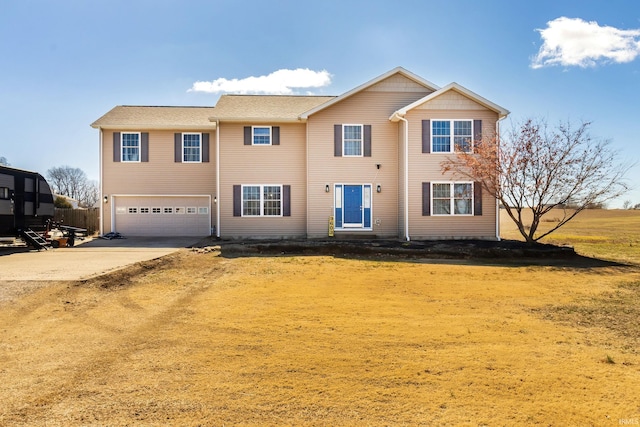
xmin=343 ymin=185 xmax=362 ymax=226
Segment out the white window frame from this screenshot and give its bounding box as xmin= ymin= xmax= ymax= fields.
xmin=151 ymin=207 xmax=162 ymax=214
xmin=431 ymin=181 xmax=474 ymax=216
xmin=127 ymin=207 xmax=138 ymax=214
xmin=342 ymin=124 xmax=363 ymax=157
xmin=186 ymin=207 xmax=197 ymax=214
xmin=252 ymin=126 xmax=272 ymax=146
xmin=121 ymin=132 xmax=141 ymax=163
xmin=140 ymin=207 xmax=150 ymax=214
xmin=241 ymin=184 xmax=283 ymax=217
xmin=198 ymin=207 xmax=209 ymax=214
xmin=431 ymin=120 xmax=473 ymax=154
xmin=175 ymin=207 xmax=185 ymax=214
xmin=182 ymin=132 xmax=202 ymax=163
xmin=163 ymin=207 xmax=173 ymax=214
xmin=116 ymin=207 xmax=126 ymax=214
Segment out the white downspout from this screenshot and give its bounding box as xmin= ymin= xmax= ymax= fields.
xmin=216 ymin=120 xmax=221 ymax=238
xmin=397 ymin=115 xmax=410 ymax=241
xmin=495 ymin=118 xmax=502 ymax=241
xmin=305 ymin=119 xmax=309 ymax=238
xmin=99 ymin=128 xmax=104 ymax=236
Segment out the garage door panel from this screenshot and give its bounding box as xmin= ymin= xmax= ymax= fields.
xmin=114 ymin=196 xmax=210 ymax=237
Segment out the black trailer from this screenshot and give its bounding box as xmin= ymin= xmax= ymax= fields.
xmin=0 ymin=165 xmax=55 ymax=246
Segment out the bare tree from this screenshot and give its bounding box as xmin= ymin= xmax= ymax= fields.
xmin=47 ymin=166 xmax=98 ymax=208
xmin=0 ymin=156 xmax=9 ymax=166
xmin=442 ymin=118 xmax=632 ymax=243
xmin=80 ymin=180 xmax=99 ymax=208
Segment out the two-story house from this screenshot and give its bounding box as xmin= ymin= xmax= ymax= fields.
xmin=91 ymin=67 xmax=509 ymax=240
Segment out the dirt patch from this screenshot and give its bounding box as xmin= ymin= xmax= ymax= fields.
xmin=1 ymin=249 xmax=639 ymax=425
xmin=209 ymin=237 xmax=578 ymax=259
xmin=79 ymin=252 xmax=183 ymax=290
xmin=199 ymin=237 xmax=627 ymax=268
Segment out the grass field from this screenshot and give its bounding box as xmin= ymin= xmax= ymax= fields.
xmin=0 ymin=210 xmax=639 ymax=425
xmin=501 ymin=208 xmax=640 ymax=265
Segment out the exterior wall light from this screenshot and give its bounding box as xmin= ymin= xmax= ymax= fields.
xmin=103 ymin=195 xmax=108 ymax=203
xmin=325 ymin=184 xmax=330 ymax=193
xmin=376 ymin=184 xmax=381 ymax=193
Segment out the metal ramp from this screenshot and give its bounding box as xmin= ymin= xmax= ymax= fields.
xmin=20 ymin=229 xmax=49 ymax=250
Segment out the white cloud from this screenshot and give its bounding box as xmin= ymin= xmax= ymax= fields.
xmin=531 ymin=17 xmax=640 ymax=69
xmin=189 ymin=68 xmax=332 ymax=94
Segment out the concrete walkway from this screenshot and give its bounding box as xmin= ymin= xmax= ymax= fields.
xmin=0 ymin=237 xmax=202 ymax=281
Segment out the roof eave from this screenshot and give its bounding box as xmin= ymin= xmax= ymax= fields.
xmin=91 ymin=124 xmax=217 ymax=130
xmin=207 ymin=117 xmax=304 ymax=123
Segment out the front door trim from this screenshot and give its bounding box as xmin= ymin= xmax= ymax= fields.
xmin=333 ymin=183 xmax=372 ymax=230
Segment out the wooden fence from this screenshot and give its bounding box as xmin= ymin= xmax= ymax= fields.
xmin=54 ymin=208 xmax=100 ymax=235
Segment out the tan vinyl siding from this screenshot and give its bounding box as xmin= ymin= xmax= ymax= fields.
xmin=218 ymin=123 xmax=306 ymax=238
xmin=365 ymin=74 xmax=435 ymax=93
xmin=417 ymin=90 xmax=489 ymax=111
xmin=405 ymin=108 xmax=499 ymax=240
xmin=101 ymin=129 xmax=217 ymax=235
xmin=96 ymin=70 xmax=507 ymax=240
xmin=307 ymin=76 xmax=431 ymax=238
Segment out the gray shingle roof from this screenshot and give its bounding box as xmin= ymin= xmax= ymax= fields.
xmin=91 ymin=95 xmax=335 ymax=129
xmin=91 ymin=106 xmax=217 ymax=129
xmin=209 ymin=95 xmax=335 ymax=121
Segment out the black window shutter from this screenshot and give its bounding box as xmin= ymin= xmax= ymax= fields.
xmin=244 ymin=126 xmax=252 ymax=145
xmin=474 ymin=119 xmax=482 ymax=152
xmin=422 ymin=182 xmax=431 ymax=216
xmin=141 ymin=133 xmax=149 ymax=162
xmin=202 ymin=133 xmax=210 ymax=162
xmin=474 ymin=182 xmax=483 ymax=216
xmin=422 ymin=120 xmax=430 ymax=153
xmin=272 ymin=126 xmax=280 ymax=145
xmin=334 ymin=124 xmax=342 ymax=157
xmin=363 ymin=125 xmax=371 ymax=157
xmin=174 ymin=133 xmax=182 ymax=162
xmin=283 ymin=185 xmax=291 ymax=216
xmin=233 ymin=185 xmax=241 ymax=217
xmin=113 ymin=132 xmax=121 ymax=162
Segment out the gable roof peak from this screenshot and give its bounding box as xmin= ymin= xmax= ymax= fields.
xmin=390 ymin=81 xmax=510 ymax=120
xmin=299 ymin=67 xmax=440 ymax=119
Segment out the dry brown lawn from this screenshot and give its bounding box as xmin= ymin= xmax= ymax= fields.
xmin=1 ymin=210 xmax=639 ymax=426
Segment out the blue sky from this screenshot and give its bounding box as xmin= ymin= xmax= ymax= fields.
xmin=1 ymin=0 xmax=639 ymax=206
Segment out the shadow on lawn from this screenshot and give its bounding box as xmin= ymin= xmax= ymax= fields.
xmin=198 ymin=238 xmax=629 ymax=269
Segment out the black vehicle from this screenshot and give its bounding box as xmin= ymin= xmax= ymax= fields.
xmin=0 ymin=165 xmax=55 ymax=238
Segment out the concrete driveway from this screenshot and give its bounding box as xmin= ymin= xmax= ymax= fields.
xmin=0 ymin=237 xmax=203 ymax=281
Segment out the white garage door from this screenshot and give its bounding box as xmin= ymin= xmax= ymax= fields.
xmin=114 ymin=196 xmax=211 ymax=237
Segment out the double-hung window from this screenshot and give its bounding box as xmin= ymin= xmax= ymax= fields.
xmin=253 ymin=127 xmax=272 ymax=145
xmin=122 ymin=132 xmax=140 ymax=162
xmin=183 ymin=133 xmax=201 ymax=162
xmin=242 ymin=185 xmax=282 ymax=216
xmin=0 ymin=187 xmax=9 ymax=199
xmin=432 ymin=120 xmax=473 ymax=153
xmin=432 ymin=182 xmax=473 ymax=215
xmin=343 ymin=124 xmax=363 ymax=156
